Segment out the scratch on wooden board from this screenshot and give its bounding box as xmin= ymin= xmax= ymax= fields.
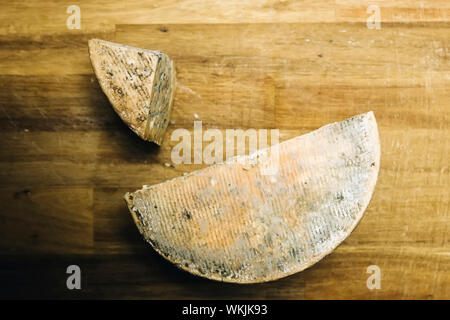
xmin=1 ymin=106 xmax=17 ymax=129
xmin=177 ymin=84 xmax=202 ymax=99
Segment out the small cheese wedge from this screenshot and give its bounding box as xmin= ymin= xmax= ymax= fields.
xmin=125 ymin=112 xmax=380 ymax=283
xmin=88 ymin=39 xmax=175 ymax=145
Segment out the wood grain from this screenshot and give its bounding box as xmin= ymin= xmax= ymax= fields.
xmin=0 ymin=0 xmax=448 ymax=299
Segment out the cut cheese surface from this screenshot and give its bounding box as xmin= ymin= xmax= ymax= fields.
xmin=88 ymin=39 xmax=175 ymax=145
xmin=125 ymin=112 xmax=380 ymax=283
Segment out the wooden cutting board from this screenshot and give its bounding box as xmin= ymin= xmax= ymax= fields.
xmin=0 ymin=0 xmax=448 ymax=299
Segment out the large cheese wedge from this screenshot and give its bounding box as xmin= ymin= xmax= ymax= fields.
xmin=88 ymin=39 xmax=175 ymax=145
xmin=125 ymin=112 xmax=380 ymax=283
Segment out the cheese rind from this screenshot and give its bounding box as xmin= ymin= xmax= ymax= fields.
xmin=88 ymin=39 xmax=175 ymax=145
xmin=125 ymin=112 xmax=380 ymax=283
